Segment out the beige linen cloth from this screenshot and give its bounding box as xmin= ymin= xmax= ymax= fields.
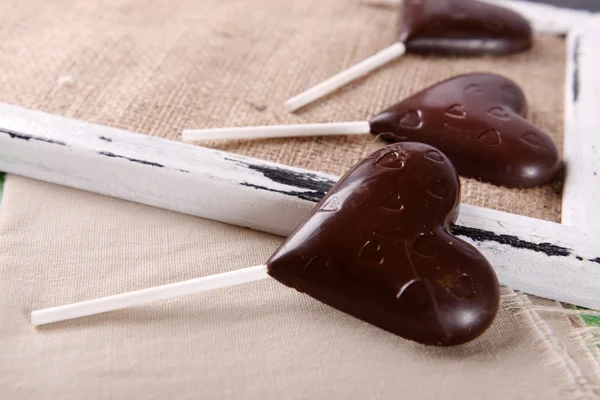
xmin=0 ymin=0 xmax=599 ymax=398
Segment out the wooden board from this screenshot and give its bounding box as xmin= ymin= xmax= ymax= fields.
xmin=1 ymin=103 xmax=600 ymax=310
xmin=562 ymin=15 xmax=600 ymax=240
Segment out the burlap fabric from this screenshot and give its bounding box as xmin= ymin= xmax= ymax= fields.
xmin=0 ymin=0 xmax=598 ymax=398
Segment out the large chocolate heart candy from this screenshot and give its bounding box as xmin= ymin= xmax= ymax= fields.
xmin=267 ymin=143 xmax=500 ymax=346
xmin=369 ymin=73 xmax=561 ymax=188
xmin=399 ymin=0 xmax=533 ymax=56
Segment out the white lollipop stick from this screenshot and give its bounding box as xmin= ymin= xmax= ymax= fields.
xmin=284 ymin=42 xmax=406 ymax=112
xmin=30 ymin=265 xmax=268 ymax=326
xmin=182 ymin=121 xmax=371 ymax=142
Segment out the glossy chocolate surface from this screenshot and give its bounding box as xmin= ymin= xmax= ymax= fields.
xmin=267 ymin=143 xmax=500 ymax=346
xmin=369 ymin=73 xmax=561 ymax=187
xmin=399 ymin=0 xmax=533 ymax=55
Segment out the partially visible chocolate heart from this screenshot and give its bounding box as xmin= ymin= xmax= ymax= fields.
xmin=369 ymin=73 xmax=561 ymax=187
xmin=399 ymin=0 xmax=533 ymax=55
xmin=267 ymin=143 xmax=500 ymax=346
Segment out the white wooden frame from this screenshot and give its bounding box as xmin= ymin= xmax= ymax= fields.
xmin=1 ymin=102 xmax=600 ymax=310
xmin=0 ymin=5 xmax=599 ymax=311
xmin=369 ymin=0 xmax=594 ymax=35
xmin=562 ymin=15 xmax=600 ymax=240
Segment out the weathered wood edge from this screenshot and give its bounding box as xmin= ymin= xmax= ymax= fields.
xmin=562 ymin=15 xmax=600 ymax=241
xmin=0 ymin=103 xmax=599 ymax=309
xmin=367 ymin=0 xmax=594 ymax=35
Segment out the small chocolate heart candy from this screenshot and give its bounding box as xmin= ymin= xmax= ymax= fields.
xmin=267 ymin=143 xmax=500 ymax=346
xmin=369 ymin=73 xmax=561 ymax=187
xmin=399 ymin=0 xmax=533 ymax=56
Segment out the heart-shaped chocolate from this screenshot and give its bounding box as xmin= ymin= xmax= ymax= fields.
xmin=369 ymin=73 xmax=561 ymax=187
xmin=267 ymin=143 xmax=500 ymax=346
xmin=399 ymin=0 xmax=533 ymax=55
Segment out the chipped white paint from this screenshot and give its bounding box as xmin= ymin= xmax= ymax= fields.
xmin=0 ymin=103 xmax=333 ymax=237
xmin=456 ymin=205 xmax=600 ymax=310
xmin=562 ymin=15 xmax=600 ymax=240
xmin=1 ymin=103 xmax=599 ymax=310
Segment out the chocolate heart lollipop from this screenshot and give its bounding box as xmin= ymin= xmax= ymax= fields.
xmin=182 ymin=73 xmax=560 ymax=188
xmin=31 ymin=143 xmax=500 ymax=347
xmin=267 ymin=142 xmax=500 ymax=345
xmin=283 ymin=0 xmax=533 ymax=111
xmin=400 ymin=0 xmax=532 ymax=56
xmin=369 ymin=73 xmax=561 ymax=187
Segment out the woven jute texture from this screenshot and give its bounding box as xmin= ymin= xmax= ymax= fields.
xmin=0 ymin=0 xmax=564 ymax=220
xmin=1 ymin=0 xmax=598 ymax=399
